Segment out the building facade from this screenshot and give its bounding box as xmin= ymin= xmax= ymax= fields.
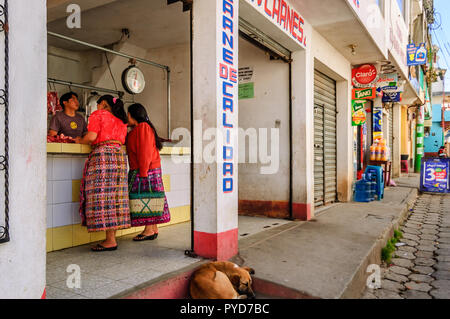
xmin=0 ymin=0 xmax=434 ymax=298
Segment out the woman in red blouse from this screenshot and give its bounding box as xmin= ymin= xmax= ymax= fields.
xmin=77 ymin=95 xmax=131 ymax=252
xmin=126 ymin=103 xmax=171 ymax=241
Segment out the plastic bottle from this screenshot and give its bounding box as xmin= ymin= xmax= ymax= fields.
xmin=375 ymin=141 xmax=382 ymax=161
xmin=415 ymin=43 xmax=427 ymax=64
xmin=370 ymin=144 xmax=376 ymax=161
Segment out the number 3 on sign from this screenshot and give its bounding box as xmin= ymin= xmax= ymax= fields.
xmin=425 ymin=168 xmax=435 ymax=182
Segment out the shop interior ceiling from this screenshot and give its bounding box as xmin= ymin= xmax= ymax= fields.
xmin=47 ymin=0 xmax=190 ymax=51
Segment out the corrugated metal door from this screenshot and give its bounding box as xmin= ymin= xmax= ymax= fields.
xmin=389 ymin=106 xmax=394 ymax=158
xmin=314 ymin=70 xmax=337 ymax=207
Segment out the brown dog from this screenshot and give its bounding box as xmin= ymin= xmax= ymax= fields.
xmin=189 ymin=261 xmax=255 ymax=299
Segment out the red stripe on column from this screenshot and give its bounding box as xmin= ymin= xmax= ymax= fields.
xmin=292 ymin=203 xmax=312 ymax=221
xmin=41 ymin=288 xmax=46 ymax=299
xmin=194 ymin=228 xmax=238 ymax=261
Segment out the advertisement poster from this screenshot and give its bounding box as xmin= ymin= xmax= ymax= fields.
xmin=382 ymin=91 xmax=402 ymax=103
xmin=407 ymin=43 xmax=427 ymax=66
xmin=377 ymin=73 xmax=398 ymax=88
xmin=352 ymin=64 xmax=378 ymax=88
xmin=352 ymin=88 xmax=376 ymax=100
xmin=352 ymin=100 xmax=367 ymax=126
xmin=420 ymin=158 xmax=450 ymax=193
xmin=373 ymin=107 xmax=383 ymax=140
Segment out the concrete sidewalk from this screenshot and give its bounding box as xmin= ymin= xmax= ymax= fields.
xmin=230 ymin=174 xmax=420 ymax=299
xmin=46 ymin=174 xmax=420 ymax=299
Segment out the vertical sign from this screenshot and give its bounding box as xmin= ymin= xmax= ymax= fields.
xmin=373 ymin=107 xmax=383 ymax=141
xmin=218 ymin=0 xmax=239 ymax=195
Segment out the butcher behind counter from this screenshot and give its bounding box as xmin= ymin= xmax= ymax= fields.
xmin=48 ymin=92 xmax=88 ymax=143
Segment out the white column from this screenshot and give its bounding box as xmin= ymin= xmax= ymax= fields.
xmin=0 ymin=0 xmax=47 ymax=298
xmin=291 ymin=49 xmax=314 ymax=220
xmin=192 ymin=0 xmax=239 ymax=260
xmin=392 ymin=103 xmax=402 ymax=177
xmin=336 ymin=80 xmax=353 ymax=202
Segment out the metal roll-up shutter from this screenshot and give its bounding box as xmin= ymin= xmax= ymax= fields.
xmin=239 ymin=18 xmax=291 ymax=62
xmin=314 ymin=70 xmax=337 ymax=207
xmin=389 ymin=106 xmax=394 ymax=158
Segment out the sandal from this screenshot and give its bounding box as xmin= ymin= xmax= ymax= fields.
xmin=133 ymin=233 xmax=158 ymax=241
xmin=91 ymin=244 xmax=118 ymax=252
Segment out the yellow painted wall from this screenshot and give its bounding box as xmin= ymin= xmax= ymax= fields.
xmin=47 ymin=205 xmax=191 ymax=252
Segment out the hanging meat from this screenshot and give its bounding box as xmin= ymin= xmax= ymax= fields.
xmin=47 ymin=92 xmax=62 ymax=115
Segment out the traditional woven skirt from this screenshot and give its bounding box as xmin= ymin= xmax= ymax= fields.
xmin=128 ymin=167 xmax=171 ymax=227
xmin=79 ymin=142 xmax=131 ymax=232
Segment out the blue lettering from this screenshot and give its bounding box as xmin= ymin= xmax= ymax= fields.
xmin=223 ymin=16 xmax=233 ymax=33
xmin=224 ymin=162 xmax=233 ymax=176
xmin=223 ymin=178 xmax=233 ymax=192
xmin=223 ymin=81 xmax=233 ymax=97
xmin=223 ymin=0 xmax=234 ymax=18
xmin=223 ymin=48 xmax=234 ymax=64
xmin=223 ymin=146 xmax=233 ymax=160
xmin=223 ymin=113 xmax=233 ymax=128
xmin=223 ymin=97 xmax=233 ymax=112
xmin=223 ymin=32 xmax=234 ymax=49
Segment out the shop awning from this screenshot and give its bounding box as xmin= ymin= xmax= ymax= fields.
xmin=292 ymin=0 xmax=388 ymax=64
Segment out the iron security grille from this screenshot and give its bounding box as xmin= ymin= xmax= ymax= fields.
xmin=0 ymin=0 xmax=9 ymax=244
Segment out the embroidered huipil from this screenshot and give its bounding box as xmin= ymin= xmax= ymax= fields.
xmin=87 ymin=109 xmax=128 ymax=145
xmin=126 ymin=123 xmax=161 ymax=177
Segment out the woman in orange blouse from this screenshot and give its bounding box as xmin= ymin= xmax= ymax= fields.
xmin=126 ymin=103 xmax=171 ymax=241
xmin=77 ymin=95 xmax=130 ymax=251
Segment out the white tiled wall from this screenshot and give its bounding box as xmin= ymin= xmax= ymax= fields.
xmin=53 ymin=180 xmax=72 ymax=204
xmin=47 ymin=155 xmax=87 ymax=229
xmin=47 ymin=154 xmax=191 ymax=230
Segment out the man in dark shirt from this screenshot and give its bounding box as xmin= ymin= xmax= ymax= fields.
xmin=48 ymin=92 xmax=88 ymax=139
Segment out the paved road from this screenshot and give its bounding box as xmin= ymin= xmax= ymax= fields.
xmin=362 ymin=193 xmax=450 ymax=299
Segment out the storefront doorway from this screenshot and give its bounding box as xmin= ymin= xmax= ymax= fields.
xmin=237 ymin=19 xmax=292 ymax=221
xmin=313 ymin=70 xmax=337 ymax=208
xmin=46 ymin=0 xmax=193 ymax=253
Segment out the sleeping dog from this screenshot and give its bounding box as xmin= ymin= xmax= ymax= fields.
xmin=190 ymin=261 xmax=256 ymax=299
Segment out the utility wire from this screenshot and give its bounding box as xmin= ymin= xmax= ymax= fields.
xmin=433 ymin=28 xmax=450 ymax=70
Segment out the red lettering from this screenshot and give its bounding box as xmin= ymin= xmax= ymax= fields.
xmin=272 ymin=0 xmax=281 ymax=24
xmin=292 ymin=11 xmax=299 ymax=39
xmin=230 ymin=68 xmax=238 ymax=83
xmin=219 ymin=63 xmax=228 ymax=79
xmin=280 ymin=0 xmax=287 ymax=28
xmin=297 ymin=16 xmax=304 ymax=43
xmin=264 ymin=0 xmax=272 ymax=16
xmin=257 ymin=0 xmax=263 ymax=5
xmin=287 ymin=8 xmax=294 ymax=34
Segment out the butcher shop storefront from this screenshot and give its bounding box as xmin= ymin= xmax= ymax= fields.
xmin=0 ymin=0 xmax=324 ymax=299
xmin=46 ymin=0 xmax=192 ymax=253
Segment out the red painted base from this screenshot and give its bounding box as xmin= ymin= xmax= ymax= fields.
xmin=41 ymin=288 xmax=46 ymax=299
xmin=292 ymin=203 xmax=312 ymax=221
xmin=194 ymin=228 xmax=238 ymax=261
xmin=252 ymin=277 xmax=319 ymax=299
xmin=124 ymin=269 xmax=196 ymax=299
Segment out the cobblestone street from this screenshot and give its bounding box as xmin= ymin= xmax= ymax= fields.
xmin=362 ymin=193 xmax=450 ymax=299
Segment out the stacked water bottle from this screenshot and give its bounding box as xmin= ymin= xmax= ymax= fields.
xmin=354 ymin=173 xmax=377 ymax=202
